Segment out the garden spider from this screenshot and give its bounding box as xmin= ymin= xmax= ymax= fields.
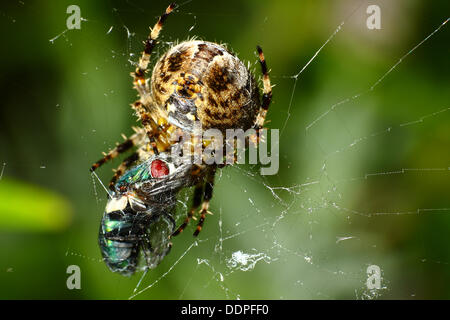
xmin=90 ymin=2 xmax=272 ymax=239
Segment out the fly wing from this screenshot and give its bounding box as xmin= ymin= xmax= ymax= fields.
xmin=142 ymin=213 xmax=175 ymax=269
xmin=136 ymin=162 xmax=201 ymax=197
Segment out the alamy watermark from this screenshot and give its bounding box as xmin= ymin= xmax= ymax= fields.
xmin=366 ymin=264 xmax=381 ymax=290
xmin=366 ymin=5 xmax=381 ymax=30
xmin=66 ymin=265 xmax=81 ymax=290
xmin=66 ymin=5 xmax=82 ymax=30
xmin=169 ymin=121 xmax=279 ymax=175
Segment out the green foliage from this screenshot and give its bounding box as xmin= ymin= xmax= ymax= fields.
xmin=0 ymin=177 xmax=72 ymax=232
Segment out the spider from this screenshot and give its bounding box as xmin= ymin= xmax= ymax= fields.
xmin=90 ymin=2 xmax=272 ymax=239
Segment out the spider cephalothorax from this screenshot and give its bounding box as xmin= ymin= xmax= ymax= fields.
xmin=91 ymin=3 xmax=272 ymax=274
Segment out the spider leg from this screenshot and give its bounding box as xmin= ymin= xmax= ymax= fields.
xmin=90 ymin=129 xmax=145 ymax=172
xmin=132 ymin=3 xmax=176 ymax=95
xmin=171 ymin=182 xmax=204 ymax=237
xmin=108 ymin=152 xmax=140 ymax=190
xmin=130 ymin=3 xmax=176 ymax=154
xmin=253 ymin=45 xmax=272 ymax=132
xmin=193 ymin=167 xmax=216 ymax=237
xmin=132 ymin=100 xmax=175 ymax=155
xmin=132 ymin=101 xmax=160 ymax=154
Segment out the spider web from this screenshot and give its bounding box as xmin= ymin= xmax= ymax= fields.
xmin=42 ymin=0 xmax=450 ymax=299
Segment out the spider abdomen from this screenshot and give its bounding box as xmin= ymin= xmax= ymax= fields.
xmin=151 ymin=40 xmax=260 ymax=133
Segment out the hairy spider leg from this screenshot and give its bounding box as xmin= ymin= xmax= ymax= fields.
xmin=253 ymin=45 xmax=272 ymax=132
xmin=132 ymin=100 xmax=178 ymax=155
xmin=131 ymin=101 xmax=162 ymax=155
xmin=132 ymin=2 xmax=176 ymax=96
xmin=193 ymin=167 xmax=216 ymax=237
xmin=90 ymin=129 xmax=145 ymax=173
xmin=130 ymin=3 xmax=177 ymax=155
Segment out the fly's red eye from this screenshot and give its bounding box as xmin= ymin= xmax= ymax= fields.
xmin=150 ymin=159 xmax=169 ymax=178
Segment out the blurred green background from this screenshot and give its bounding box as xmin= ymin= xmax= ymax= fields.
xmin=0 ymin=0 xmax=449 ymax=299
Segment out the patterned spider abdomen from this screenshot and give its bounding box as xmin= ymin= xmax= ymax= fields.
xmin=151 ymin=40 xmax=260 ymax=133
